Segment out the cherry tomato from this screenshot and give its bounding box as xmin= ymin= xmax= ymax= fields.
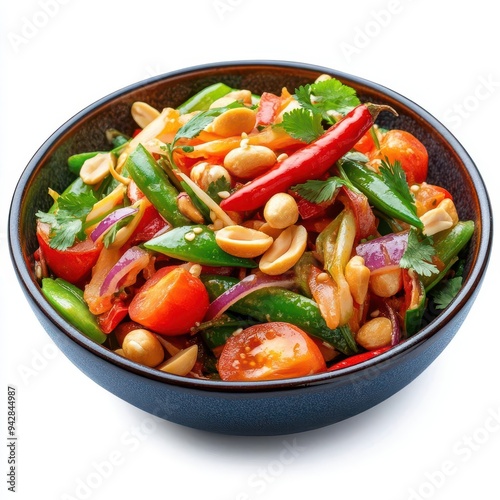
xmin=36 ymin=221 xmax=102 ymax=285
xmin=128 ymin=266 xmax=209 ymax=336
xmin=218 ymin=322 xmax=326 ymax=381
xmin=370 ymin=129 xmax=428 ymax=185
xmin=353 ymin=128 xmax=377 ymax=154
xmin=414 ymin=182 xmax=452 ymax=217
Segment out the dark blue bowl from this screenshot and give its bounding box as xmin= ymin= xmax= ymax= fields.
xmin=8 ymin=61 xmax=493 ymax=435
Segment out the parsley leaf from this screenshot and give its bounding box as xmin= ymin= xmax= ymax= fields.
xmin=36 ymin=189 xmax=97 ymax=251
xmin=292 ymin=177 xmax=350 ymax=204
xmin=280 ymin=108 xmax=324 ymax=143
xmin=432 ymin=276 xmax=463 ymax=309
xmin=379 ymin=159 xmax=416 ymax=210
xmin=400 ymin=229 xmax=439 ymax=277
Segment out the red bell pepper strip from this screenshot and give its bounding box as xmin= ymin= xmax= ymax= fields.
xmin=328 ymin=346 xmax=392 ymax=371
xmin=220 ymin=103 xmax=393 ymax=212
xmin=255 ymin=92 xmax=282 ymax=126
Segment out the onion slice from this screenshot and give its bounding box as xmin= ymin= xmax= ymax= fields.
xmin=99 ymin=246 xmax=150 ymax=297
xmin=356 ymin=231 xmax=408 ymax=271
xmin=204 ymin=272 xmax=296 ymax=321
xmin=381 ymin=301 xmax=401 ymax=346
xmin=90 ymin=206 xmax=138 ymax=242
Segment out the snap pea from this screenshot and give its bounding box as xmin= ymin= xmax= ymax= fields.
xmin=145 ymin=225 xmax=257 ymax=268
xmin=67 ymin=139 xmax=129 ymax=176
xmin=41 ymin=278 xmax=107 ymax=344
xmin=201 ymin=275 xmax=358 ymax=355
xmin=340 ymin=158 xmax=424 ymax=229
xmin=125 ymin=144 xmax=191 ymax=227
xmin=176 ymin=82 xmax=234 ymax=115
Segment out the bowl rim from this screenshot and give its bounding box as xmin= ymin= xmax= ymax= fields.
xmin=8 ymin=59 xmax=493 ymax=393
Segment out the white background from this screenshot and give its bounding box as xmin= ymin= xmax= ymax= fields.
xmin=1 ymin=1 xmax=499 ymax=499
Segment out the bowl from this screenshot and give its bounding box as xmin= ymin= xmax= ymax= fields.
xmin=8 ymin=60 xmax=493 ymax=436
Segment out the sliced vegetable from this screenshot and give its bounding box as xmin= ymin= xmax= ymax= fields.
xmin=176 ymin=82 xmax=233 ymax=114
xmin=355 ymin=231 xmax=408 ymax=271
xmin=90 ymin=206 xmax=138 ymax=242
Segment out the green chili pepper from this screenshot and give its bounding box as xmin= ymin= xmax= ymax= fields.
xmin=125 ymin=144 xmax=191 ymax=227
xmin=176 ymin=82 xmax=234 ymax=115
xmin=422 ymin=220 xmax=475 ymax=291
xmin=341 ymin=159 xmax=424 ymax=229
xmin=201 ymin=275 xmax=358 ymax=355
xmin=41 ymin=278 xmax=107 ymax=344
xmin=145 ymin=225 xmax=257 ymax=268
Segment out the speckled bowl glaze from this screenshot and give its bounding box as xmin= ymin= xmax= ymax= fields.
xmin=9 ymin=61 xmax=493 ymax=435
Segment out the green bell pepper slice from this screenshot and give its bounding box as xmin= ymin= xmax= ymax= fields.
xmin=145 ymin=225 xmax=257 ymax=268
xmin=41 ymin=278 xmax=107 ymax=344
xmin=201 ymin=275 xmax=358 ymax=355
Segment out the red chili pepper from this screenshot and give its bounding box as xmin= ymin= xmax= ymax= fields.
xmin=328 ymin=346 xmax=392 ymax=371
xmin=220 ymin=103 xmax=389 ymax=212
xmin=97 ymin=299 xmax=129 ymax=334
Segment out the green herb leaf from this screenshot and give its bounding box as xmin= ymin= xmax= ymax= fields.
xmin=379 ymin=158 xmax=416 ymax=210
xmin=36 ymin=190 xmax=97 ymax=251
xmin=400 ymin=229 xmax=439 ymax=277
xmin=292 ymin=177 xmax=350 ymax=204
xmin=281 ymin=108 xmax=324 ymax=143
xmin=431 ymin=276 xmax=463 ymax=309
xmin=206 ymin=176 xmax=232 ymax=204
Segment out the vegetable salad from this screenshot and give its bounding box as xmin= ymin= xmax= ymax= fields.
xmin=34 ymin=75 xmax=473 ymax=381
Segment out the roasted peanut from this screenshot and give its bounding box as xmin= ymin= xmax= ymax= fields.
xmin=223 ymin=143 xmax=276 ymax=179
xmin=131 ymin=101 xmax=161 ymax=129
xmin=370 ymin=267 xmax=403 ymax=297
xmin=356 ymin=317 xmax=392 ymax=350
xmin=420 ymin=198 xmax=458 ymax=236
xmin=206 ymin=107 xmax=256 ymax=137
xmin=80 ymin=152 xmax=115 ymax=185
xmin=157 ymin=345 xmax=198 ymax=376
xmin=345 ymin=255 xmax=370 ymax=304
xmin=177 ymin=192 xmax=205 ymax=224
xmin=122 ymin=329 xmax=165 ymax=367
xmin=263 ymin=192 xmax=299 ymax=229
xmin=215 ymin=225 xmax=273 ymax=258
xmin=259 ymin=225 xmax=307 ymax=275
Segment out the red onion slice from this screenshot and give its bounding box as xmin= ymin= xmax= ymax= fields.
xmin=100 ymin=246 xmax=150 ymax=297
xmin=204 ymin=272 xmax=296 ymax=321
xmin=381 ymin=301 xmax=401 ymax=346
xmin=90 ymin=206 xmax=138 ymax=242
xmin=356 ymin=231 xmax=408 ymax=271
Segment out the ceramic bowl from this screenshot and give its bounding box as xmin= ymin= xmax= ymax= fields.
xmin=8 ymin=61 xmax=493 ymax=435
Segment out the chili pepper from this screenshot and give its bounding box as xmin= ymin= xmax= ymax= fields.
xmin=328 ymin=346 xmax=391 ymax=371
xmin=125 ymin=144 xmax=191 ymax=227
xmin=340 ymin=158 xmax=424 ymax=229
xmin=220 ymin=103 xmax=393 ymax=212
xmin=41 ymin=277 xmax=107 ymax=344
xmin=144 ymin=225 xmax=257 ymax=268
xmin=201 ymin=275 xmax=358 ymax=355
xmin=421 ymin=220 xmax=475 ymax=291
xmin=176 ymin=82 xmax=234 ymax=115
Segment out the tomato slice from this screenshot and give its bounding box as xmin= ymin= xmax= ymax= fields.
xmin=218 ymin=322 xmax=326 ymax=381
xmin=370 ymin=129 xmax=428 ymax=185
xmin=36 ymin=221 xmax=102 ymax=285
xmin=128 ymin=267 xmax=209 ymax=336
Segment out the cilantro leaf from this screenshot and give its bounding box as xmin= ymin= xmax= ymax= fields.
xmin=292 ymin=177 xmax=349 ymax=204
xmin=281 ymin=108 xmax=324 ymax=143
xmin=379 ymin=159 xmax=416 ymax=210
xmin=400 ymin=229 xmax=439 ymax=277
xmin=432 ymin=276 xmax=463 ymax=310
xmin=206 ymin=176 xmax=232 ymax=204
xmin=36 ymin=189 xmax=97 ymax=251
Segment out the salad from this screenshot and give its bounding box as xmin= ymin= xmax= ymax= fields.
xmin=34 ymin=74 xmax=474 ymax=382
